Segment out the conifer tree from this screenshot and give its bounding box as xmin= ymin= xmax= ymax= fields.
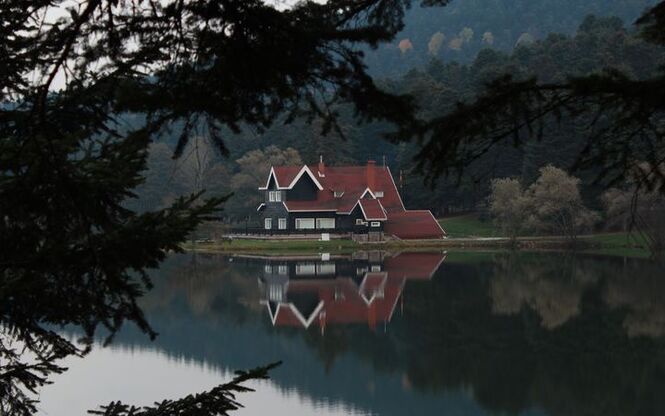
xmin=405 ymin=3 xmax=665 ymax=194
xmin=0 ymin=1 xmax=445 ymax=414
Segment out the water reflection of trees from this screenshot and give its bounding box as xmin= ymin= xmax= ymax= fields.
xmin=296 ymin=254 xmax=665 ymax=416
xmin=137 ymin=253 xmax=665 ymax=416
xmin=604 ymin=262 xmax=665 ymax=338
xmin=145 ymin=253 xmax=262 ymax=323
xmin=490 ymin=252 xmax=600 ymax=328
xmin=401 ymin=255 xmax=665 ymax=416
xmin=490 ymin=252 xmax=665 ymax=336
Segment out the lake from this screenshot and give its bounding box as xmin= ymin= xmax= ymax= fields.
xmin=39 ymin=251 xmax=665 ymax=415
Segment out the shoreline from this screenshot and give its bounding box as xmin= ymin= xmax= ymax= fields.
xmin=183 ymin=233 xmax=649 ymax=258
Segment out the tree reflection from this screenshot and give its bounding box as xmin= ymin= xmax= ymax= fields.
xmin=127 ymin=252 xmax=665 ymax=416
xmin=604 ymin=261 xmax=665 ymax=337
xmin=400 ymin=254 xmax=665 ymax=416
xmin=490 ymin=252 xmax=599 ymax=328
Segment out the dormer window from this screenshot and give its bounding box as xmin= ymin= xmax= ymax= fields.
xmin=374 ymin=191 xmax=384 ymax=198
xmin=334 ymin=190 xmax=344 ymax=198
xmin=268 ymin=191 xmax=282 ymax=202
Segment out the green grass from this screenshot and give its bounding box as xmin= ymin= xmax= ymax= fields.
xmin=186 ymin=236 xmax=506 ymax=255
xmin=438 ymin=214 xmax=500 ymax=238
xmin=582 ymin=232 xmax=647 ymax=247
xmin=185 ymin=221 xmax=651 ymax=259
xmin=437 ymin=216 xmax=651 ymax=256
xmin=579 ymin=232 xmax=651 ymax=258
xmin=584 ymin=247 xmax=651 ymax=258
xmin=188 ymin=238 xmax=360 ymax=253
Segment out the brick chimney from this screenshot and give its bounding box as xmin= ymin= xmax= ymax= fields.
xmin=366 ymin=160 xmax=376 ymax=191
xmin=318 ymin=155 xmax=325 ymax=177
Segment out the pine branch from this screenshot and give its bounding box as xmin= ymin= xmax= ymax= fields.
xmin=88 ymin=362 xmax=281 ymax=416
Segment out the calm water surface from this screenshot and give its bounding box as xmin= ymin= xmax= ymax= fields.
xmin=39 ymin=251 xmax=665 ymax=415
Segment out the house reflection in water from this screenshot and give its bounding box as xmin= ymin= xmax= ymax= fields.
xmin=253 ymin=252 xmax=446 ymax=332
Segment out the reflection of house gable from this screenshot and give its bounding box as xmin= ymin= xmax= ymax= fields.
xmin=265 ymin=299 xmax=325 ymax=329
xmin=359 ymin=272 xmax=388 ymax=304
xmin=257 ymin=252 xmax=446 ymax=330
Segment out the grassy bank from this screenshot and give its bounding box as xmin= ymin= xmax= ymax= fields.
xmin=438 ymin=214 xmax=499 ymax=238
xmin=187 ymin=238 xmax=360 ymax=254
xmin=435 ymin=214 xmax=650 ymax=258
xmin=581 ymin=232 xmax=651 ymax=258
xmin=183 ymin=215 xmax=651 ymax=257
xmin=185 ymin=232 xmax=649 ymax=257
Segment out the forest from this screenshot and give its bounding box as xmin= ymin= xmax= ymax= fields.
xmin=363 ymin=0 xmax=657 ymax=76
xmin=130 ymin=15 xmax=665 ymax=226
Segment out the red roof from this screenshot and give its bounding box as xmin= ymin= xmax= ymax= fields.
xmin=272 ymin=166 xmax=302 ymax=186
xmin=268 ymin=163 xmax=404 ymax=213
xmin=284 ymin=200 xmax=338 ymax=211
xmin=385 ymin=211 xmax=446 ymax=239
xmin=359 ymin=199 xmax=387 ymax=220
xmin=263 ymin=162 xmax=446 ymax=239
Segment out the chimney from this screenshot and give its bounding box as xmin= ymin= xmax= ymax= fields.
xmin=318 ymin=155 xmax=325 ymax=177
xmin=367 ymin=160 xmax=376 ymax=191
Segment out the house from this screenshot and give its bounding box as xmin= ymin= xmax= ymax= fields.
xmin=256 ymin=252 xmax=447 ymax=331
xmin=256 ymin=159 xmax=446 ymax=240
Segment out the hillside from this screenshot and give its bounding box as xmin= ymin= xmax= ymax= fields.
xmin=364 ymin=0 xmax=656 ymax=77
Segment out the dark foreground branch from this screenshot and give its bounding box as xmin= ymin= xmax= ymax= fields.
xmin=89 ymin=362 xmax=281 ymax=416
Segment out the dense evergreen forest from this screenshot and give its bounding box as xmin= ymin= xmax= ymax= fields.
xmin=131 ymin=14 xmax=665 ymax=224
xmin=364 ymin=0 xmax=657 ymax=77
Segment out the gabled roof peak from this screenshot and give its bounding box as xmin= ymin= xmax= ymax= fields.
xmin=260 ymin=162 xmax=408 ymax=215
xmin=258 ymin=165 xmax=323 ymax=191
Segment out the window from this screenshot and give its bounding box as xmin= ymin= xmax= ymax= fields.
xmin=316 ymin=263 xmax=336 ymax=274
xmin=277 ymin=265 xmax=288 ymax=275
xmin=295 ymin=263 xmax=316 ymax=275
xmin=333 ymin=190 xmax=344 ymax=198
xmin=268 ymin=191 xmax=282 ymax=202
xmin=268 ymin=284 xmax=284 ymax=302
xmin=356 ymin=267 xmax=368 ymax=275
xmin=264 ymin=265 xmax=272 ymax=273
xmin=371 ymin=265 xmax=382 ymax=272
xmin=374 ymin=191 xmax=384 ymax=198
xmin=316 ymin=218 xmax=335 ymax=229
xmin=278 ymin=218 xmax=287 ymax=230
xmin=356 ymin=219 xmax=366 ymax=226
xmin=370 ymin=221 xmax=381 ymax=227
xmin=264 ymin=218 xmax=272 ymax=229
xmin=295 ymin=218 xmax=315 ymax=229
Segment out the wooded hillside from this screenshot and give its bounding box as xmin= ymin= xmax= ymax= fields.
xmin=129 ymin=15 xmax=665 ymax=222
